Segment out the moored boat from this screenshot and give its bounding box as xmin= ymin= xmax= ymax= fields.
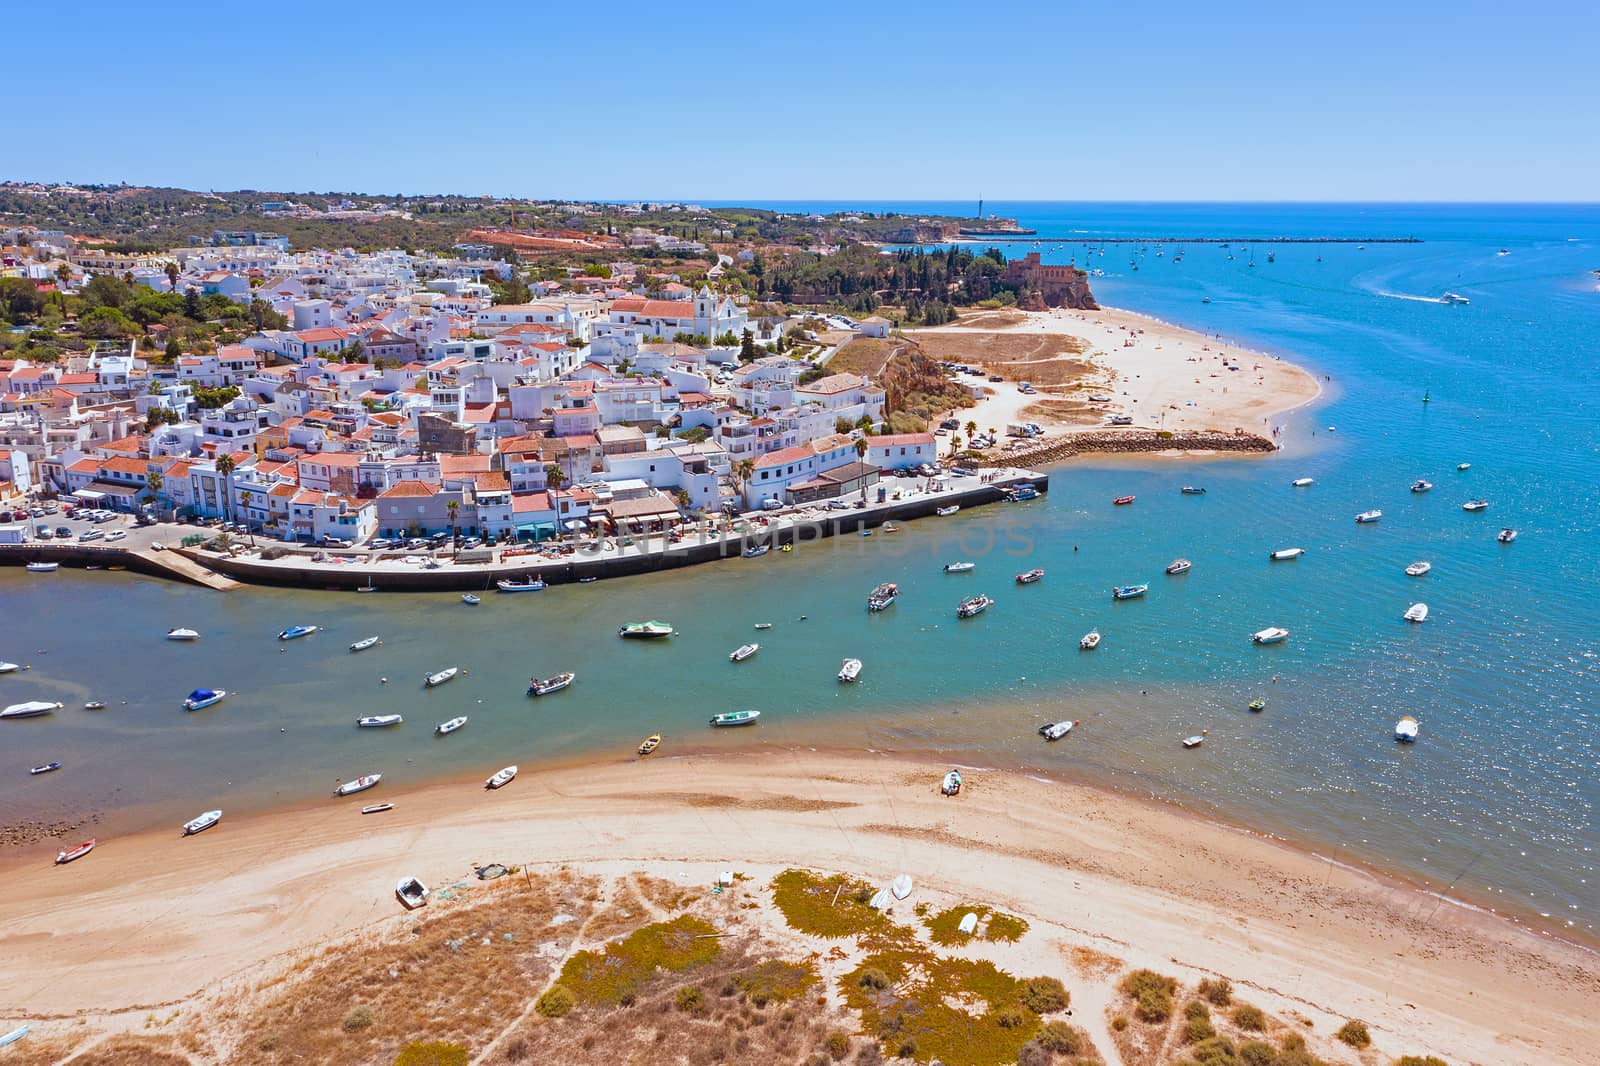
xmin=1248 ymin=699 xmax=1265 ymax=712
xmin=1182 ymin=735 xmax=1205 ymax=749
xmin=1404 ymin=602 xmax=1429 ymax=623
xmin=1112 ymin=584 xmax=1148 ymax=600
xmin=838 ymin=657 xmax=862 ymax=683
xmin=527 ymin=671 xmax=576 ymax=696
xmin=940 ymin=769 xmax=962 ymax=796
xmin=618 ymin=620 xmax=674 ymax=639
xmin=1165 ymin=559 xmax=1191 ymax=575
xmin=396 ymin=877 xmax=429 ymax=909
xmin=357 ymin=714 xmax=403 ymax=728
xmin=26 ymin=561 xmax=59 ymax=572
xmin=2 ymin=700 xmax=63 ymax=719
xmin=637 ymin=734 xmax=661 ymax=755
xmin=1269 ymin=547 xmax=1305 ymax=561
xmin=710 ymin=709 xmax=761 ymax=727
xmin=55 ymin=839 xmax=95 ymax=864
xmin=1405 ymin=561 xmax=1431 ymax=577
xmin=1457 ymin=462 xmax=1471 ymax=471
xmin=1355 ymin=509 xmax=1382 ymax=523
xmin=0 ymin=661 xmax=17 ymax=673
xmin=1039 ymin=720 xmax=1077 ymax=741
xmin=424 ymin=667 xmax=459 ymax=687
xmin=182 ymin=688 xmax=225 ymax=711
xmin=956 ymin=594 xmax=993 ymax=618
xmin=1498 ymin=527 xmax=1518 ymax=543
xmin=182 ymin=809 xmax=222 ymax=836
xmin=349 ymin=635 xmax=381 ymax=652
xmin=335 ymin=774 xmax=381 ymax=796
xmin=30 ymin=761 xmax=61 ymax=775
xmin=1395 ymin=716 xmax=1420 ymax=743
xmin=496 ymin=576 xmax=546 ymax=592
xmin=461 ymin=594 xmax=481 ymax=605
xmin=435 ymin=716 xmax=467 ymax=735
xmin=1410 ymin=479 xmax=1433 ymax=493
xmin=84 ymin=700 xmax=106 ymax=710
xmin=943 ymin=561 xmax=975 ymax=573
xmin=743 ymin=543 xmax=770 ymax=558
xmin=485 ymin=765 xmax=518 ymax=789
xmin=1007 ymin=484 xmax=1040 ymax=502
xmin=277 ymin=624 xmax=318 ymax=640
xmin=1180 ymin=486 xmax=1206 ymax=495
xmin=1015 ymin=568 xmax=1045 ymax=585
xmin=934 ymin=505 xmax=960 ymax=516
xmin=1112 ymin=495 xmax=1136 ymax=506
xmin=166 ymin=627 xmax=200 ymax=641
xmin=1462 ymin=499 xmax=1489 ymax=512
xmin=867 ymin=582 xmax=899 ymax=610
xmin=1079 ymin=631 xmax=1101 ymax=651
xmin=729 ymin=643 xmax=760 ymax=663
xmin=1251 ymin=627 xmax=1290 ymax=645
xmin=1291 ymin=478 xmax=1314 ymax=487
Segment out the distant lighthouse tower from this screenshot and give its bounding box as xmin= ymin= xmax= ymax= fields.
xmin=977 ymin=197 xmax=984 ymax=220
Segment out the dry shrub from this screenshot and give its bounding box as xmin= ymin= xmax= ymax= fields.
xmin=1233 ymin=1004 xmax=1266 ymax=1032
xmin=1198 ymin=977 xmax=1234 ymax=1006
xmin=1336 ymin=1019 xmax=1372 ymax=1049
xmin=537 ymin=985 xmax=576 ymax=1018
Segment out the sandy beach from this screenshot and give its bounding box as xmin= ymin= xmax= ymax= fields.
xmin=3 ymin=750 xmax=1593 ymax=1064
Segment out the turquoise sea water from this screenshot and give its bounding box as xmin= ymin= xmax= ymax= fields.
xmin=3 ymin=204 xmax=1596 ymax=936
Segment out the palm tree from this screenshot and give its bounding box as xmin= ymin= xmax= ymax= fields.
xmin=143 ymin=468 xmax=164 ymax=519
xmin=237 ymin=489 xmax=257 ymax=546
xmin=949 ymin=435 xmax=963 ymax=457
xmin=163 ymin=262 xmax=180 ymax=292
xmin=855 ymin=437 xmax=871 ymax=505
xmin=965 ymin=420 xmax=978 ymax=439
xmin=544 ymin=464 xmax=566 ymax=491
xmin=446 ymin=499 xmax=460 ymax=558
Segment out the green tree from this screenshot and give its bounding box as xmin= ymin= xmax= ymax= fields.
xmin=82 ymin=274 xmax=131 ymax=310
xmin=446 ymin=499 xmax=460 ymax=557
xmin=79 ymin=305 xmax=137 ymax=339
xmin=739 ymin=328 xmax=756 ymax=362
xmin=164 ymin=337 xmax=183 ymax=363
xmin=144 ymin=468 xmax=165 ymax=515
xmin=855 ymin=437 xmax=870 ymax=504
xmin=163 ymin=261 xmax=180 ymax=291
xmin=544 ymin=464 xmax=566 ymax=491
xmin=182 ymin=287 xmax=202 ymax=320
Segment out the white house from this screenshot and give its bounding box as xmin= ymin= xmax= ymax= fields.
xmin=867 ymin=432 xmax=936 ymax=470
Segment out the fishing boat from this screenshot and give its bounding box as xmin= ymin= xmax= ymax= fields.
xmin=743 ymin=543 xmax=770 ymax=558
xmin=1291 ymin=478 xmax=1314 ymax=487
xmin=1180 ymin=486 xmax=1206 ymax=495
xmin=1405 ymin=561 xmax=1432 ymax=577
xmin=2 ymin=700 xmax=61 ymax=719
xmin=485 ymin=765 xmax=518 ymax=789
xmin=528 ymin=671 xmax=575 ymax=696
xmin=84 ymin=700 xmax=106 ymax=710
xmin=1182 ymin=735 xmax=1205 ymax=749
xmin=1112 ymin=495 xmax=1136 ymax=506
xmin=1039 ymin=720 xmax=1077 ymax=741
xmin=1015 ymin=568 xmax=1045 ymax=585
xmin=1270 ymin=547 xmax=1306 ymax=561
xmin=357 ymin=714 xmax=403 ymax=728
xmin=1007 ymin=485 xmax=1040 ymax=502
xmin=182 ymin=689 xmax=225 ymax=711
xmin=956 ymin=594 xmax=993 ymax=618
xmin=934 ymin=505 xmax=960 ymax=516
xmin=349 ymin=635 xmax=381 ymax=652
xmin=867 ymin=582 xmax=899 ymax=610
xmin=166 ymin=627 xmax=200 ymax=641
xmin=1498 ymin=528 xmax=1518 ymax=543
xmin=882 ymin=523 xmax=901 ymax=533
xmin=943 ymin=561 xmax=975 ymax=573
xmin=1355 ymin=509 xmax=1382 ymax=523
xmin=335 ymin=774 xmax=381 ymax=796
xmin=618 ymin=620 xmax=674 ymax=639
xmin=940 ymin=769 xmax=962 ymax=796
xmin=838 ymin=657 xmax=863 ymax=683
xmin=182 ymin=809 xmax=222 ymax=836
xmin=753 ymin=622 xmax=773 ymax=630
xmin=30 ymin=761 xmax=61 ymax=775
xmin=1457 ymin=462 xmax=1471 ymax=471
xmin=496 ymin=576 xmax=546 ymax=592
xmin=1410 ymin=479 xmax=1433 ymax=493
xmin=1404 ymin=603 xmax=1429 ymax=623
xmin=424 ymin=667 xmax=459 ymax=687
xmin=361 ymin=802 xmax=394 ymax=814
xmin=637 ymin=734 xmax=661 ymax=755
xmin=1395 ymin=716 xmax=1420 ymax=743
xmin=1462 ymin=499 xmax=1489 ymax=512
xmin=396 ymin=877 xmax=429 ymax=909
xmin=1112 ymin=584 xmax=1148 ymax=600
xmin=1079 ymin=631 xmax=1101 ymax=651
xmin=461 ymin=593 xmax=481 ymax=605
xmin=55 ymin=839 xmax=95 ymax=865
xmin=1165 ymin=559 xmax=1191 ymax=575
xmin=1251 ymin=627 xmax=1290 ymax=645
xmin=277 ymin=624 xmax=318 ymax=640
xmin=728 ymin=643 xmax=760 ymax=663
xmin=710 ymin=709 xmax=761 ymax=727
xmin=1440 ymin=291 xmax=1469 ymax=305
xmin=1248 ymin=699 xmax=1266 ymax=712
xmin=25 ymin=561 xmax=59 ymax=572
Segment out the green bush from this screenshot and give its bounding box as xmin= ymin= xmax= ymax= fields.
xmin=1336 ymin=1019 xmax=1372 ymax=1049
xmin=1187 ymin=1015 xmax=1218 ymax=1043
xmin=1185 ymin=999 xmax=1212 ymax=1022
xmin=393 ymin=1042 xmax=469 ymax=1066
xmin=1240 ymin=1041 xmax=1278 ymax=1066
xmin=676 ymin=985 xmax=706 ymax=1013
xmin=1189 ymin=1036 xmax=1239 ymax=1065
xmin=1020 ymin=976 xmax=1069 ymax=1014
xmin=857 ymin=967 xmax=891 ymax=990
xmin=1199 ymin=977 xmax=1234 ymax=1006
xmin=994 ymin=1004 xmax=1030 ymax=1029
xmin=1233 ymin=1005 xmax=1266 ymax=1032
xmin=536 ymin=985 xmax=575 ymax=1018
xmin=341 ymin=1006 xmax=373 ymax=1033
xmin=1136 ymin=987 xmax=1172 ymax=1023
xmin=1035 ymin=1021 xmax=1081 ymax=1054
xmin=1395 ymin=1058 xmax=1449 ymax=1066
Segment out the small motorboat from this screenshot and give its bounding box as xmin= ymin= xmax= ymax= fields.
xmin=1165 ymin=559 xmax=1191 ymax=575
xmin=1182 ymin=735 xmax=1205 ymax=749
xmin=1015 ymin=569 xmax=1045 ymax=585
xmin=26 ymin=561 xmax=59 ymax=572
xmin=485 ymin=765 xmax=518 ymax=789
xmin=940 ymin=769 xmax=962 ymax=796
xmin=335 ymin=774 xmax=382 ymax=796
xmin=1457 ymin=462 xmax=1472 ymax=471
xmin=277 ymin=625 xmax=318 ymax=640
xmin=1270 ymin=547 xmax=1305 ymax=561
xmin=637 ymin=734 xmax=661 ymax=755
xmin=1112 ymin=495 xmax=1136 ymax=506
xmin=396 ymin=877 xmax=429 ymax=909
xmin=617 ymin=620 xmax=674 ymax=639
xmin=435 ymin=716 xmax=468 ymax=736
xmin=1404 ymin=603 xmax=1429 ymax=623
xmin=461 ymin=593 xmax=481 ymax=605
xmin=1395 ymin=716 xmax=1420 ymax=743
xmin=1405 ymin=561 xmax=1432 ymax=577
xmin=934 ymin=505 xmax=960 ymax=516
xmin=838 ymin=658 xmax=863 ymax=683
xmin=1112 ymin=584 xmax=1148 ymax=600
xmin=2 ymin=700 xmax=62 ymax=719
xmin=30 ymin=761 xmax=62 ymax=775
xmin=166 ymin=628 xmax=200 ymax=641
xmin=1039 ymin=720 xmax=1077 ymax=741
xmin=1251 ymin=627 xmax=1290 ymax=645
xmin=496 ymin=577 xmax=546 ymax=592
xmin=867 ymin=582 xmax=899 ymax=610
xmin=55 ymin=839 xmax=95 ymax=865
xmin=349 ymin=635 xmax=382 ymax=652
xmin=83 ymin=700 xmax=107 ymax=710
xmin=356 ymin=584 xmax=377 ymax=593
xmin=729 ymin=643 xmax=760 ymax=663
xmin=0 ymin=662 xmax=17 ymax=673
xmin=361 ymin=802 xmax=394 ymax=815
xmin=943 ymin=561 xmax=975 ymax=573
xmin=710 ymin=709 xmax=760 ymax=727
xmin=578 ymin=576 xmax=598 ymax=583
xmin=1462 ymin=499 xmax=1489 ymax=512
xmin=1006 ymin=484 xmax=1040 ymax=501
xmin=1180 ymin=486 xmax=1207 ymax=495
xmin=182 ymin=688 xmax=225 ymax=711
xmin=753 ymin=622 xmax=773 ymax=630
xmin=527 ymin=671 xmax=575 ymax=696
xmin=891 ymin=874 xmax=913 ymax=901
xmin=1248 ymin=699 xmax=1265 ymax=713
xmin=1498 ymin=528 xmax=1518 ymax=543
xmin=424 ymin=667 xmax=459 ymax=687
xmin=182 ymin=809 xmax=222 ymax=836
xmin=957 ymin=594 xmax=993 ymax=618
xmin=1291 ymin=478 xmax=1314 ymax=487
xmin=357 ymin=714 xmax=403 ymax=728
xmin=1410 ymin=479 xmax=1433 ymax=493
xmin=1440 ymin=291 xmax=1469 ymax=305
xmin=882 ymin=522 xmax=901 ymax=533
xmin=743 ymin=544 xmax=770 ymax=558
xmin=1355 ymin=510 xmax=1382 ymax=524
xmin=1079 ymin=631 xmax=1101 ymax=651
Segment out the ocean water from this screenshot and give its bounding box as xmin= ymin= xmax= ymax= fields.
xmin=3 ymin=204 xmax=1597 ymax=937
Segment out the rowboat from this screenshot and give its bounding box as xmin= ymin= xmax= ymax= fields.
xmin=1457 ymin=462 xmax=1471 ymax=471
xmin=1165 ymin=559 xmax=1191 ymax=575
xmin=1291 ymin=478 xmax=1314 ymax=487
xmin=396 ymin=877 xmax=429 ymax=909
xmin=1395 ymin=716 xmax=1420 ymax=743
xmin=1039 ymin=720 xmax=1077 ymax=741
xmin=1498 ymin=528 xmax=1518 ymax=543
xmin=1112 ymin=584 xmax=1148 ymax=600
xmin=1251 ymin=627 xmax=1290 ymax=645
xmin=935 ymin=505 xmax=960 ymax=516
xmin=1182 ymin=735 xmax=1205 ymax=749
xmin=30 ymin=761 xmax=61 ymax=775
xmin=1180 ymin=486 xmax=1207 ymax=495
xmin=182 ymin=809 xmax=222 ymax=836
xmin=277 ymin=624 xmax=318 ymax=640
xmin=1079 ymin=631 xmax=1101 ymax=651
xmin=335 ymin=774 xmax=381 ymax=796
xmin=349 ymin=635 xmax=381 ymax=652
xmin=424 ymin=667 xmax=459 ymax=687
xmin=838 ymin=658 xmax=863 ymax=683
xmin=461 ymin=594 xmax=481 ymax=605
xmin=26 ymin=561 xmax=59 ymax=572
xmin=1405 ymin=561 xmax=1432 ymax=577
xmin=496 ymin=577 xmax=546 ymax=592
xmin=182 ymin=689 xmax=225 ymax=711
xmin=1269 ymin=547 xmax=1305 ymax=561
xmin=435 ymin=716 xmax=468 ymax=735
xmin=710 ymin=710 xmax=761 ymax=727
xmin=1410 ymin=479 xmax=1433 ymax=493
xmin=957 ymin=594 xmax=993 ymax=618
xmin=941 ymin=769 xmax=962 ymax=795
xmin=1404 ymin=603 xmax=1429 ymax=623
xmin=943 ymin=561 xmax=975 ymax=573
xmin=485 ymin=765 xmax=518 ymax=789
xmin=1355 ymin=509 xmax=1382 ymax=524
xmin=891 ymin=874 xmax=913 ymax=900
xmin=1462 ymin=499 xmax=1489 ymax=512
xmin=743 ymin=544 xmax=770 ymax=558
xmin=1113 ymin=495 xmax=1136 ymax=505
xmin=1015 ymin=569 xmax=1045 ymax=584
xmin=618 ymin=620 xmax=674 ymax=639
xmin=2 ymin=700 xmax=62 ymax=719
xmin=729 ymin=643 xmax=760 ymax=663
xmin=357 ymin=714 xmax=403 ymax=728
xmin=166 ymin=628 xmax=200 ymax=641
xmin=361 ymin=803 xmax=394 ymax=814
xmin=1 ymin=1024 xmax=30 ymax=1047
xmin=55 ymin=839 xmax=95 ymax=865
xmin=867 ymin=582 xmax=899 ymax=610
xmin=1249 ymin=699 xmax=1266 ymax=712
xmin=753 ymin=623 xmax=773 ymax=630
xmin=528 ymin=671 xmax=575 ymax=696
xmin=637 ymin=734 xmax=661 ymax=755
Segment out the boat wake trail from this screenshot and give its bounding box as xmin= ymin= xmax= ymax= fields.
xmin=1374 ymin=291 xmax=1449 ymax=304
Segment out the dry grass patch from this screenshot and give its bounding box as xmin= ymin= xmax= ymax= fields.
xmin=914 ymin=329 xmax=1088 ymax=369
xmin=1069 ymin=946 xmax=1125 ymax=980
xmin=951 ymin=310 xmax=1029 ymax=330
xmin=829 ymin=337 xmax=897 ymax=377
xmin=58 ymin=1037 xmax=192 ymax=1065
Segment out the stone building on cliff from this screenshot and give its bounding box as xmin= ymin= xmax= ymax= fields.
xmin=1002 ymin=253 xmax=1098 ymax=310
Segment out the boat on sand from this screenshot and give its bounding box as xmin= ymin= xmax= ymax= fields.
xmin=941 ymin=769 xmax=962 ymax=796
xmin=55 ymin=840 xmax=95 ymax=865
xmin=396 ymin=877 xmax=429 ymax=909
xmin=335 ymin=774 xmax=381 ymax=797
xmin=637 ymin=734 xmax=661 ymax=755
xmin=182 ymin=810 xmax=222 ymax=836
xmin=485 ymin=765 xmax=518 ymax=789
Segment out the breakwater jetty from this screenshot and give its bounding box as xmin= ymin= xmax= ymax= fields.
xmin=987 ymin=430 xmax=1276 ymax=469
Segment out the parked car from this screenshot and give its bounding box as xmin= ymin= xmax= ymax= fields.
xmin=35 ymin=525 xmax=53 ymax=539
xmin=105 ymin=530 xmax=127 ymax=542
xmin=988 ymin=375 xmax=1004 ymax=382
xmin=367 ymin=537 xmax=393 ymax=550
xmin=78 ymin=529 xmax=104 ymax=542
xmin=55 ymin=526 xmax=71 ymax=538
xmin=460 ymin=537 xmax=482 ymax=549
xmin=406 ymin=538 xmax=429 ymax=550
xmin=321 ymin=536 xmax=352 ymax=548
xmin=939 ymin=419 xmax=961 ymax=430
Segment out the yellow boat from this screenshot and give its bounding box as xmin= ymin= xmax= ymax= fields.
xmin=637 ymin=733 xmax=661 ymax=756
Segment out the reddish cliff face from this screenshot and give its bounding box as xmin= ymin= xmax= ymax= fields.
xmin=1003 ymin=253 xmax=1099 ymax=310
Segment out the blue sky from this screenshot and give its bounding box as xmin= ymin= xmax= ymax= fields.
xmin=11 ymin=0 xmax=1596 ymax=201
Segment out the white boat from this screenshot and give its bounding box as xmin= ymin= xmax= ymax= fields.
xmin=349 ymin=635 xmax=381 ymax=652
xmin=0 ymin=661 xmax=18 ymax=673
xmin=891 ymin=874 xmax=913 ymax=900
xmin=1251 ymin=627 xmax=1290 ymax=645
xmin=1395 ymin=716 xmax=1420 ymax=743
xmin=1457 ymin=462 xmax=1471 ymax=471
xmin=54 ymin=840 xmax=94 ymax=865
xmin=944 ymin=561 xmax=975 ymax=573
xmin=1039 ymin=720 xmax=1077 ymax=741
xmin=710 ymin=709 xmax=761 ymax=727
xmin=496 ymin=577 xmax=546 ymax=592
xmin=357 ymin=714 xmax=403 ymax=728
xmin=838 ymin=658 xmax=863 ymax=683
xmin=729 ymin=643 xmax=760 ymax=663
xmin=1165 ymin=559 xmax=1191 ymax=575
xmin=869 ymin=888 xmax=891 ymax=911
xmin=461 ymin=593 xmax=481 ymax=605
xmin=1182 ymin=735 xmax=1205 ymax=749
xmin=25 ymin=561 xmax=59 ymax=572
xmin=617 ymin=620 xmax=674 ymax=639
xmin=1462 ymin=499 xmax=1489 ymax=512
xmin=84 ymin=700 xmax=106 ymax=710
xmin=335 ymin=774 xmax=381 ymax=796
xmin=277 ymin=624 xmax=318 ymax=640
xmin=182 ymin=689 xmax=225 ymax=711
xmin=30 ymin=761 xmax=61 ymax=775
xmin=1112 ymin=584 xmax=1148 ymax=600
xmin=934 ymin=505 xmax=960 ymax=516
xmin=166 ymin=627 xmax=200 ymax=641
xmin=1079 ymin=631 xmax=1101 ymax=651
xmin=396 ymin=876 xmax=429 ymax=909
xmin=743 ymin=543 xmax=770 ymax=558
xmin=361 ymin=802 xmax=394 ymax=814
xmin=1355 ymin=509 xmax=1382 ymax=523
xmin=1405 ymin=561 xmax=1432 ymax=577
xmin=753 ymin=623 xmax=773 ymax=630
xmin=435 ymin=715 xmax=468 ymax=735
xmin=1498 ymin=528 xmax=1518 ymax=543
xmin=1291 ymin=478 xmax=1314 ymax=487
xmin=1 ymin=1024 xmax=30 ymax=1047
xmin=957 ymin=594 xmax=993 ymax=618
xmin=527 ymin=671 xmax=575 ymax=696
xmin=485 ymin=765 xmax=518 ymax=789
xmin=424 ymin=667 xmax=459 ymax=687
xmin=940 ymin=769 xmax=962 ymax=796
xmin=1404 ymin=603 xmax=1429 ymax=623
xmin=956 ymin=913 xmax=979 ymax=935
xmin=1410 ymin=479 xmax=1433 ymax=493
xmin=1270 ymin=547 xmax=1306 ymax=561
xmin=182 ymin=809 xmax=222 ymax=836
xmin=1440 ymin=291 xmax=1469 ymax=305
xmin=867 ymin=582 xmax=899 ymax=610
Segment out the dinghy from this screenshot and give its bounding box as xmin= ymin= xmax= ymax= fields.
xmin=485 ymin=765 xmax=518 ymax=789
xmin=396 ymin=877 xmax=429 ymax=909
xmin=182 ymin=809 xmax=222 ymax=836
xmin=637 ymin=734 xmax=661 ymax=755
xmin=349 ymin=635 xmax=381 ymax=652
xmin=84 ymin=700 xmax=106 ymax=710
xmin=55 ymin=840 xmax=94 ymax=865
xmin=940 ymin=769 xmax=962 ymax=796
xmin=435 ymin=716 xmax=467 ymax=735
xmin=424 ymin=667 xmax=459 ymax=687
xmin=1015 ymin=569 xmax=1045 ymax=585
xmin=357 ymin=714 xmax=403 ymax=728
xmin=1183 ymin=735 xmax=1205 ymax=749
xmin=335 ymin=774 xmax=382 ymax=796
xmin=30 ymin=761 xmax=61 ymax=775
xmin=361 ymin=803 xmax=395 ymax=815
xmin=461 ymin=594 xmax=481 ymax=605
xmin=1269 ymin=547 xmax=1305 ymax=561
xmin=934 ymin=505 xmax=960 ymax=516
